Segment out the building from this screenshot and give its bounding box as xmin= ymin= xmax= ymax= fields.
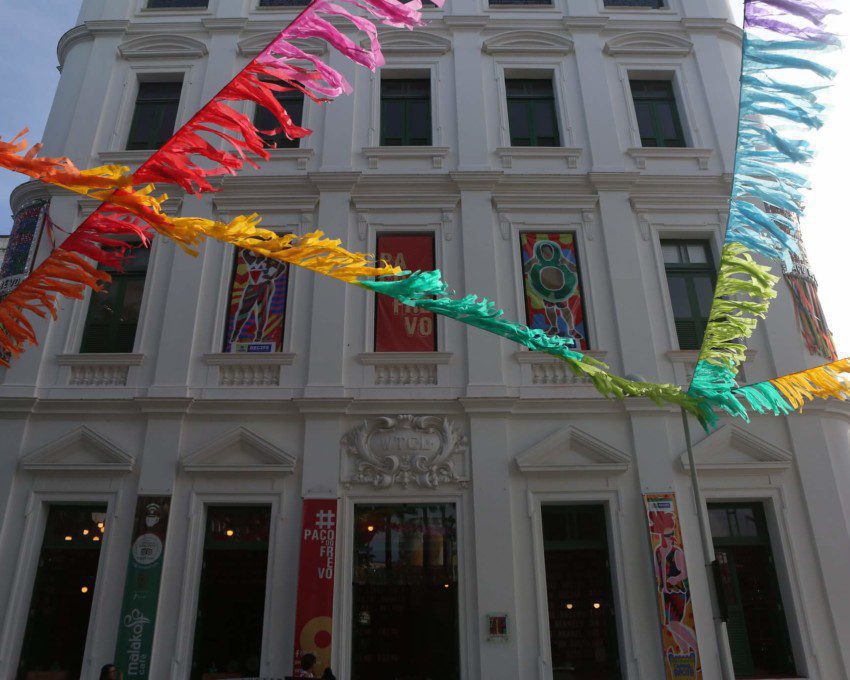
xmin=0 ymin=0 xmax=849 ymax=679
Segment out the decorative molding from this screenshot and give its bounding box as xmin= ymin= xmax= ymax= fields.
xmin=680 ymin=425 xmax=792 ymax=475
xmin=57 ymin=24 xmax=93 ymax=71
xmin=10 ymin=181 xmax=51 ymax=215
xmin=362 ymin=146 xmax=450 ymax=170
xmin=266 ymin=147 xmax=314 ymax=171
xmin=514 ymin=351 xmax=608 ymax=386
xmin=57 ymin=353 xmax=144 ymax=387
xmin=604 ymin=31 xmax=693 ymax=58
xmin=516 ymin=425 xmax=630 ymax=473
xmin=582 ymin=209 xmax=595 ymax=241
xmin=118 ymin=34 xmax=208 ymax=60
xmin=368 ymin=30 xmax=451 ymax=56
xmin=202 ymin=17 xmax=248 ymax=32
xmin=492 ymin=192 xmax=598 ymax=212
xmin=237 ymin=34 xmax=326 ymax=58
xmin=182 ymin=427 xmax=296 ymax=474
xmin=21 ymin=426 xmax=134 ymax=474
xmin=483 ymin=30 xmax=574 ymax=56
xmin=441 ymin=209 xmax=454 ymax=241
xmin=495 ymin=147 xmax=582 ymax=170
xmin=358 ymin=352 xmax=452 ymax=386
xmin=342 ymin=415 xmax=468 ymax=489
xmin=627 ymin=147 xmax=713 ymax=170
xmin=203 ymin=353 xmax=295 ymax=387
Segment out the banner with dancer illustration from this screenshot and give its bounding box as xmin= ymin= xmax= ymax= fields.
xmin=644 ymin=493 xmax=702 ymax=680
xmin=224 ymin=247 xmax=289 ymax=353
xmin=519 ymin=232 xmax=589 ymax=350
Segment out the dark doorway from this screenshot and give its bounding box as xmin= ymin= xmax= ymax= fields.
xmin=351 ymin=504 xmax=459 ymax=680
xmin=709 ymin=503 xmax=797 ymax=678
xmin=190 ymin=505 xmax=271 ymax=680
xmin=16 ymin=504 xmax=107 ymax=680
xmin=542 ymin=504 xmax=622 ymax=679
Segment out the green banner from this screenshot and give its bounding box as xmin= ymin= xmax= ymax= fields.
xmin=115 ymin=496 xmax=171 ymax=679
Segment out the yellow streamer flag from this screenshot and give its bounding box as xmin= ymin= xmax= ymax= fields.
xmin=770 ymin=358 xmax=850 ymax=410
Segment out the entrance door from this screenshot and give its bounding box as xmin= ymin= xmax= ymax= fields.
xmin=541 ymin=504 xmax=621 ymax=680
xmin=709 ymin=503 xmax=796 ymax=678
xmin=351 ymin=504 xmax=460 ymax=680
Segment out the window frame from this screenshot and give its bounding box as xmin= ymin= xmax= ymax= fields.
xmin=505 ymin=77 xmax=561 ymax=147
xmin=145 ymin=0 xmax=208 ymax=7
xmin=252 ymin=86 xmax=307 ymax=150
xmin=660 ymin=238 xmax=717 ymax=351
xmin=379 ymin=76 xmax=434 ymax=147
xmin=125 ymin=80 xmax=185 ymax=151
xmin=629 ymin=78 xmax=687 ymax=148
xmin=113 ymin=69 xmax=191 ymax=154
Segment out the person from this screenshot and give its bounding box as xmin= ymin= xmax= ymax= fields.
xmin=321 ymin=668 xmax=337 ymax=680
xmin=293 ymin=652 xmax=317 ymax=678
xmin=99 ymin=664 xmax=121 ymax=680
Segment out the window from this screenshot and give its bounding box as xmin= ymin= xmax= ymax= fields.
xmin=630 ymin=80 xmax=686 ymax=147
xmin=191 ymin=506 xmax=271 ymax=680
xmin=126 ymin=80 xmax=182 ymax=150
xmin=16 ymin=505 xmax=107 ymax=680
xmin=506 ymin=79 xmax=560 ymax=147
xmin=253 ymin=89 xmax=304 ymax=149
xmin=80 ymin=245 xmax=149 ymax=353
xmin=661 ymin=240 xmax=715 ymax=350
xmin=709 ymin=503 xmax=797 ymax=678
xmin=223 ymin=248 xmax=290 ymax=352
xmin=147 ymin=0 xmax=208 ymax=7
xmin=519 ymin=232 xmax=589 ymax=350
xmin=352 ymin=504 xmax=459 ymax=680
xmin=380 ymin=78 xmax=432 ymax=146
xmin=604 ymin=0 xmax=664 ymax=7
xmin=375 ymin=234 xmax=437 ymax=352
xmin=542 ymin=505 xmax=621 ymax=679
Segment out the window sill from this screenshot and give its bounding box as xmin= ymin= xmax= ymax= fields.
xmin=265 ymin=147 xmax=314 ymax=170
xmin=56 ymin=353 xmax=144 ymax=387
xmin=359 ymin=352 xmax=452 ymax=386
xmin=362 ymin=146 xmax=450 ymax=170
xmin=203 ymin=352 xmax=295 ymax=387
xmin=627 ymin=147 xmax=713 ymax=170
xmin=203 ymin=352 xmax=296 ymax=366
xmin=57 ymin=353 xmax=145 ymax=366
xmin=496 ymin=146 xmax=582 ymax=170
xmin=666 ymin=349 xmax=755 ymax=385
xmin=514 ymin=350 xmax=608 ymax=386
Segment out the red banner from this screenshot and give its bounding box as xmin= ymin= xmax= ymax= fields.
xmin=292 ymin=498 xmax=338 ymax=677
xmin=375 ymin=234 xmax=436 ymax=351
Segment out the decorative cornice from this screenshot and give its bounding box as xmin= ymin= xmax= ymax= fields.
xmin=9 ymin=181 xmax=51 ymax=214
xmin=362 ymin=146 xmax=450 ymax=170
xmin=492 ymin=191 xmax=598 ymax=212
xmin=307 ymin=171 xmax=362 ymax=192
xmin=56 ymin=353 xmax=144 ymax=366
xmin=627 ymin=146 xmax=712 ymax=170
xmin=495 ymin=146 xmax=582 ymax=170
xmin=483 ymin=29 xmax=573 ymax=56
xmin=57 ymin=25 xmax=93 ymax=71
xmin=238 ymin=34 xmax=326 ymax=58
xmin=442 ymin=16 xmax=490 ymax=30
xmin=118 ymin=33 xmax=208 ymax=60
xmin=588 ymin=171 xmax=641 ymax=192
xmin=604 ymin=30 xmax=693 ymax=57
xmin=449 ymin=170 xmax=503 ymax=191
xmin=680 ymin=425 xmax=793 ymax=474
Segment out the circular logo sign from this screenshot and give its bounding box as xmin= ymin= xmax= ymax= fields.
xmin=132 ymin=533 xmax=163 ymax=566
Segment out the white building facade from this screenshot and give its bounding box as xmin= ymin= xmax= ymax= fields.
xmin=1 ymin=1 xmax=849 ymax=679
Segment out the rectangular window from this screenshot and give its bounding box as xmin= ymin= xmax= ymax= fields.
xmin=506 ymin=79 xmax=560 ymax=147
xmin=709 ymin=503 xmax=797 ymax=678
xmin=16 ymin=505 xmax=107 ymax=680
xmin=352 ymin=504 xmax=459 ymax=680
xmin=147 ymin=0 xmax=208 ymax=7
xmin=223 ymin=248 xmax=290 ymax=352
xmin=380 ymin=78 xmax=432 ymax=146
xmin=191 ymin=505 xmax=271 ymax=680
xmin=254 ymin=89 xmax=304 ymax=148
xmin=519 ymin=232 xmax=589 ymax=350
xmin=126 ymin=80 xmax=182 ymax=150
xmin=375 ymin=234 xmax=437 ymax=352
xmin=630 ymin=80 xmax=686 ymax=148
xmin=80 ymin=245 xmax=149 ymax=353
xmin=661 ymin=240 xmax=715 ymax=350
xmin=604 ymin=0 xmax=664 ymax=7
xmin=542 ymin=505 xmax=621 ymax=679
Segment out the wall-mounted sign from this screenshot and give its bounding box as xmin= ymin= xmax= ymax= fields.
xmin=487 ymin=613 xmax=509 ymax=641
xmin=644 ymin=493 xmax=702 ymax=680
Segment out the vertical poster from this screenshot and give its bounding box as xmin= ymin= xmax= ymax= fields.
xmin=292 ymin=498 xmax=338 ymax=677
xmin=115 ymin=497 xmax=171 ymax=679
xmin=375 ymin=234 xmax=436 ymax=351
xmin=644 ymin=493 xmax=702 ymax=680
xmin=224 ymin=248 xmax=289 ymax=353
xmin=519 ymin=232 xmax=589 ymax=350
xmin=0 ymin=200 xmax=48 ymax=299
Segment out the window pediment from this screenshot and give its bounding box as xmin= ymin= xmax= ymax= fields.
xmin=483 ymin=30 xmax=574 ymax=56
xmin=604 ymin=31 xmax=693 ymax=57
xmin=182 ymin=427 xmax=296 ymax=474
xmin=679 ymin=425 xmax=792 ymax=474
xmin=362 ymin=30 xmax=451 ymax=55
xmin=118 ymin=34 xmax=208 ymax=60
xmin=21 ymin=426 xmax=134 ymax=474
xmin=516 ymin=426 xmax=629 ymax=473
xmin=237 ymin=34 xmax=326 ymax=58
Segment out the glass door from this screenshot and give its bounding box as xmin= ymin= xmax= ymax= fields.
xmin=351 ymin=504 xmax=460 ymax=680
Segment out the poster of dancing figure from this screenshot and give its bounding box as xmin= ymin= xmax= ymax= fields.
xmin=224 ymin=248 xmax=289 ymax=353
xmin=519 ymin=232 xmax=589 ymax=350
xmin=644 ymin=493 xmax=702 ymax=679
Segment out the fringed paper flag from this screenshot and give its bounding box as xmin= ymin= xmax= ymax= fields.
xmin=688 ymin=0 xmax=841 ymax=423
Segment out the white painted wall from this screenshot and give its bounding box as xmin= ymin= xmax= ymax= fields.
xmin=0 ymin=0 xmax=849 ymax=679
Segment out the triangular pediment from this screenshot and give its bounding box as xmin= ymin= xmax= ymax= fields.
xmin=680 ymin=425 xmax=792 ymax=475
xmin=516 ymin=426 xmax=629 ymax=474
xmin=21 ymin=427 xmax=134 ymax=474
xmin=238 ymin=34 xmax=327 ymax=58
xmin=182 ymin=427 xmax=295 ymax=474
xmin=604 ymin=32 xmax=693 ymax=57
xmin=368 ymin=30 xmax=452 ymax=55
xmin=483 ymin=31 xmax=574 ymax=56
xmin=118 ymin=34 xmax=208 ymax=60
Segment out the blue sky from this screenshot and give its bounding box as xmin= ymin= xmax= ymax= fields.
xmin=0 ymin=1 xmax=847 ymax=355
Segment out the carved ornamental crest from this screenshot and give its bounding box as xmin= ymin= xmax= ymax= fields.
xmin=342 ymin=415 xmax=468 ymax=489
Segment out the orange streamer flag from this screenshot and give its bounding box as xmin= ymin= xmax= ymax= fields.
xmin=0 ymin=0 xmax=433 ymax=364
